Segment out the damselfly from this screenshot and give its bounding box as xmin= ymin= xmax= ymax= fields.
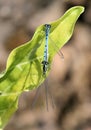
xmin=42 ymin=24 xmax=64 ymax=75
xmin=41 ymin=24 xmax=51 ymax=75
xmin=32 ymin=24 xmax=64 ymax=110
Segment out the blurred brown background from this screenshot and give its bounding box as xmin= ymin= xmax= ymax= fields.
xmin=0 ymin=0 xmax=91 ymax=130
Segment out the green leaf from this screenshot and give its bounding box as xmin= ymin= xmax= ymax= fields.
xmin=0 ymin=6 xmax=84 ymax=129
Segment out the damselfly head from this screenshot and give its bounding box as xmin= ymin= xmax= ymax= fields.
xmin=41 ymin=60 xmax=49 ymax=65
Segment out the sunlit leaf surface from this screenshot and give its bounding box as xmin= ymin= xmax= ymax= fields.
xmin=0 ymin=6 xmax=84 ymax=129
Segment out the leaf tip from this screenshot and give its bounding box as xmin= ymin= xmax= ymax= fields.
xmin=75 ymin=6 xmax=85 ymax=14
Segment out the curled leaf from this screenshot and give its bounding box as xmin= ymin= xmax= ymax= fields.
xmin=0 ymin=6 xmax=84 ymax=129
